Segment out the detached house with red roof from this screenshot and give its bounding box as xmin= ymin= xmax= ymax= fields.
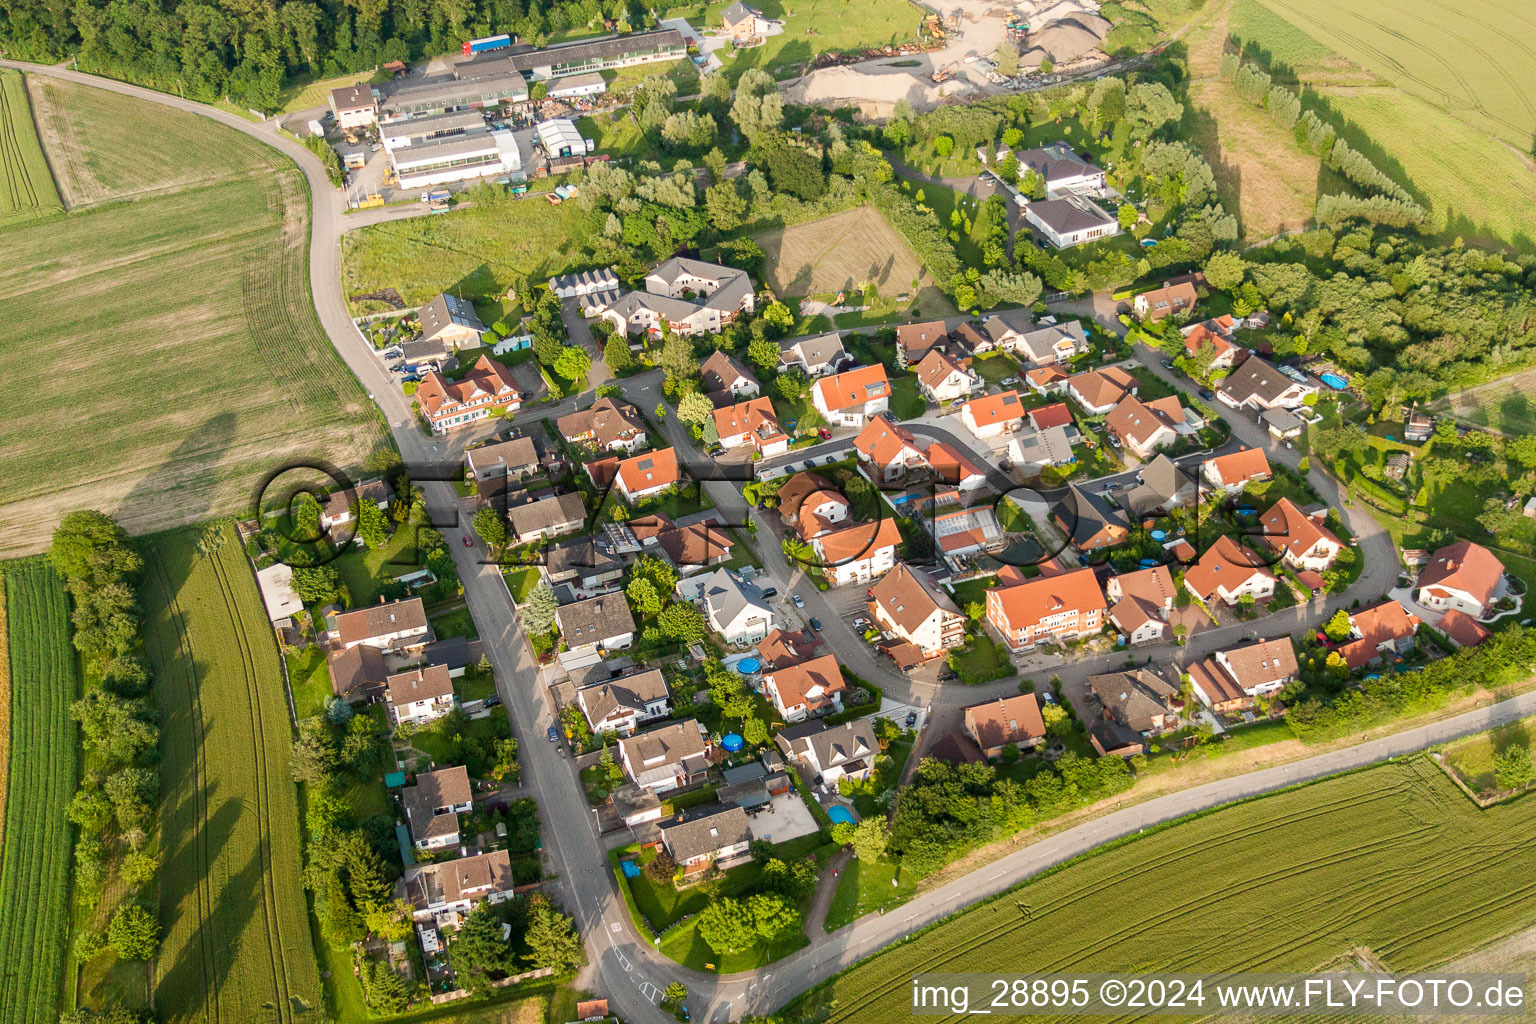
xmin=1182 ymin=535 xmax=1277 ymax=607
xmin=416 ymin=356 xmax=524 ymax=433
xmin=1132 ymin=276 xmax=1200 ymax=322
xmin=1187 ymin=638 xmax=1297 ymax=713
xmin=1416 ymin=540 xmax=1506 ymax=618
xmin=1200 ymin=447 xmax=1271 ymax=492
xmin=915 ymin=350 xmax=979 ymax=403
xmin=778 ymin=472 xmax=850 ymax=540
xmin=1105 ymin=564 xmax=1177 ymax=645
xmin=1027 ymin=403 xmax=1074 ymax=432
xmin=814 ymin=517 xmax=903 ymax=587
xmin=963 ymin=693 xmax=1047 ymax=759
xmin=924 ymin=441 xmax=988 ymax=493
xmin=868 ymin=565 xmax=965 ymax=660
xmin=1065 ymin=366 xmax=1138 ymax=415
xmin=985 ymin=566 xmax=1106 ymax=652
xmin=1105 ymin=395 xmax=1184 ymax=459
xmin=1258 ymin=497 xmax=1343 ymax=572
xmin=961 ymin=390 xmax=1028 ymax=441
xmin=854 ymin=414 xmax=929 ymax=482
xmin=713 ymin=397 xmax=788 ymax=457
xmin=1337 ymin=600 xmax=1420 ymax=669
xmin=762 ymin=653 xmax=846 ymax=721
xmin=615 ymin=447 xmax=681 ymax=502
xmin=812 ymin=364 xmax=889 ymax=427
xmin=1182 ymin=316 xmax=1245 ymax=370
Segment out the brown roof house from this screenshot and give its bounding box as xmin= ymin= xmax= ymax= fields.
xmin=319 ymin=478 xmax=394 ymax=532
xmin=618 ymin=719 xmax=711 ymax=793
xmin=329 ymin=598 xmax=429 ymax=652
xmin=1132 ymin=277 xmax=1200 ymax=322
xmin=963 ymin=693 xmax=1047 ymax=759
xmin=577 ymin=669 xmax=671 ymax=736
xmin=1258 ymin=498 xmax=1343 ymax=572
xmin=508 ymin=491 xmax=587 ymax=546
xmin=327 ymin=643 xmax=388 ymax=702
xmin=1065 ymin=366 xmax=1138 ymax=415
xmin=1106 ymin=395 xmax=1186 ymax=460
xmin=1182 ymin=535 xmax=1277 ymax=607
xmin=1186 ymin=637 xmax=1298 ymax=713
xmin=558 ymin=396 xmax=650 ymax=454
xmin=1124 ymin=454 xmax=1197 ymax=517
xmin=402 ymin=765 xmax=473 ymax=851
xmin=811 ymin=364 xmax=890 ymax=428
xmin=418 ymin=293 xmax=487 ymax=351
xmin=1084 ymin=668 xmax=1182 ymax=755
xmin=896 ymin=320 xmax=951 ymax=368
xmin=762 ymin=652 xmax=846 ymax=721
xmin=465 ymin=436 xmax=540 ymax=482
xmin=813 ymin=517 xmax=903 ymax=588
xmin=1053 ymin=484 xmax=1130 ymax=552
xmin=915 ymin=350 xmax=980 ymax=404
xmin=659 ymin=803 xmax=753 ymax=874
xmin=1416 ymin=540 xmax=1505 ymax=618
xmin=556 ymin=594 xmax=637 ymax=668
xmin=416 ymin=356 xmax=523 ymax=434
xmin=398 ymin=851 xmax=514 ymax=923
xmin=1104 ymin=564 xmax=1177 ymax=645
xmin=700 ymin=350 xmax=760 ymax=402
xmin=1200 ymin=447 xmax=1272 ymax=492
xmin=869 ymin=564 xmax=966 ymax=660
xmin=386 ymin=664 xmax=457 ymax=727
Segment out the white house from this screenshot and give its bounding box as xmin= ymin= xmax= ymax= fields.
xmin=659 ymin=804 xmax=753 ymax=874
xmin=618 ymin=720 xmax=711 ymax=793
xmin=961 ymin=390 xmax=1028 ymax=441
xmin=577 ymin=669 xmax=671 ymax=736
xmin=813 ymin=518 xmax=903 ymax=588
xmin=329 ymin=598 xmax=429 ymax=652
xmin=868 ymin=564 xmax=966 ymax=659
xmin=1182 ymin=536 xmax=1277 ymax=607
xmin=762 ymin=653 xmax=846 ymax=721
xmin=779 ymin=333 xmax=846 ymax=377
xmin=386 ymin=665 xmax=457 ymax=727
xmin=914 ymin=350 xmax=980 ymax=403
xmin=775 ymin=719 xmax=878 ymax=784
xmin=1023 ymin=194 xmax=1120 ymax=248
xmin=678 ymin=568 xmax=776 ymax=646
xmin=1258 ymin=498 xmax=1343 ymax=572
xmin=853 ymin=414 xmax=930 ymax=482
xmin=398 ymin=851 xmax=514 ymax=924
xmin=1416 ymin=540 xmax=1506 ymax=618
xmin=1217 ymin=357 xmax=1319 ymax=411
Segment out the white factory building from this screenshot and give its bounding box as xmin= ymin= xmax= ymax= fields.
xmin=385 ymin=116 xmax=524 ymax=189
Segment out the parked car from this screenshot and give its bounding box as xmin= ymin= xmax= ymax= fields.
xmin=938 ymin=671 xmax=958 ymax=682
xmin=808 ymin=617 xmax=823 ymax=631
xmin=1199 ymin=388 xmax=1215 ymax=400
xmin=705 ymin=442 xmax=725 ymax=456
xmin=1000 ymin=376 xmax=1020 ymax=386
xmin=1160 ymin=359 xmax=1175 ymax=370
xmin=760 ymin=587 xmax=778 ymax=598
xmin=483 ymin=695 xmax=502 ymax=708
xmin=791 ymin=594 xmax=805 ymax=608
xmin=1107 ymin=432 xmax=1122 ymax=448
xmin=906 ymin=710 xmax=918 ymax=728
xmin=547 ymin=725 xmax=559 ymax=742
xmin=817 ymin=428 xmax=832 ymax=440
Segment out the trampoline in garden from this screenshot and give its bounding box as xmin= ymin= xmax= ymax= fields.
xmin=826 ymin=805 xmax=857 ymax=826
xmin=620 ymin=859 xmax=641 ymax=878
xmin=1321 ymin=373 xmax=1349 ymax=390
xmin=721 ymin=733 xmax=745 ymax=752
xmin=735 ymin=657 xmax=761 ymax=675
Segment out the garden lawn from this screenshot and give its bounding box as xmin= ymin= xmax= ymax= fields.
xmin=504 ymin=567 xmax=542 ymax=604
xmin=823 ymin=855 xmax=917 ymax=932
xmin=285 ymin=645 xmax=332 ymax=720
xmin=429 ymin=603 xmax=479 ymax=641
xmin=888 ymin=376 xmax=927 ymax=419
xmin=1440 ymin=715 xmax=1536 ymax=799
xmin=947 ymin=633 xmax=1016 ymax=684
xmin=328 ymin=529 xmax=419 ymax=607
xmin=971 ymin=352 xmax=1020 ymax=384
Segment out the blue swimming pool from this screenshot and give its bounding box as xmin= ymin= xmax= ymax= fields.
xmin=1320 ymin=372 xmax=1349 ymax=390
xmin=826 ymin=805 xmax=857 ymax=826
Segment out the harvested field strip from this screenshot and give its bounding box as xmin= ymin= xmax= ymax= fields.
xmin=142 ymin=524 xmax=320 ymax=1024
xmin=792 ymin=758 xmax=1536 ymax=1023
xmin=0 ymin=559 xmax=77 ymax=1024
xmin=0 ymin=70 xmax=63 ymax=227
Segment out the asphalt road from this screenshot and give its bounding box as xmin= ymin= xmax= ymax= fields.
xmin=5 ymin=59 xmax=1515 ymax=1024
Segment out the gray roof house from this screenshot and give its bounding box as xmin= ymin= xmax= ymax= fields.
xmin=779 ymin=333 xmax=847 ymax=376
xmin=402 ymin=765 xmax=473 ymax=849
xmin=618 ymin=719 xmax=711 ymax=792
xmin=1124 ymin=454 xmax=1197 ymax=516
xmin=577 ymin=668 xmax=671 ymax=735
xmin=556 ymin=594 xmax=637 ymax=663
xmin=418 ymin=293 xmax=486 ymax=349
xmin=775 ymin=719 xmax=879 ymax=784
xmin=659 ymin=803 xmax=753 ymax=870
xmin=541 ymin=537 xmax=625 ymax=593
xmin=508 ymin=491 xmax=587 ymax=545
xmin=465 ymin=437 xmax=540 ymax=481
xmin=1023 ymin=194 xmax=1119 ymax=249
xmin=1217 ymin=357 xmax=1319 ymax=411
xmin=678 ymin=567 xmax=775 ymax=646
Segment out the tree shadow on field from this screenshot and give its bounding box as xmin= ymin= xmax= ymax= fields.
xmin=112 ymin=411 xmax=237 ymax=537
xmin=155 ymin=796 xmax=249 ymax=1013
xmin=1179 ymin=103 xmax=1245 ymax=239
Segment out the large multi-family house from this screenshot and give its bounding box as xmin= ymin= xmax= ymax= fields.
xmin=1187 ymin=638 xmax=1298 ymax=712
xmin=700 ymin=350 xmax=760 ymax=402
xmin=577 ymin=668 xmax=671 ymax=736
xmin=986 ymin=566 xmax=1106 ymax=652
xmin=415 ymin=356 xmax=523 ymax=434
xmin=915 ymin=350 xmax=980 ymax=403
xmin=1217 ymin=357 xmax=1318 ymax=411
xmin=598 ymin=258 xmax=755 ymax=337
xmin=330 ymin=598 xmax=429 ymax=653
xmin=813 ymin=517 xmax=903 ymax=587
xmin=398 ymin=851 xmax=515 ymax=924
xmin=1258 ymin=498 xmax=1343 ymax=572
xmin=402 ymin=765 xmax=473 ymax=851
xmin=775 ymin=719 xmax=878 ymax=784
xmin=811 ymin=364 xmax=890 ymax=427
xmin=713 ymin=397 xmax=789 ymax=457
xmin=853 ymin=414 xmax=929 ymax=482
xmin=659 ymin=804 xmax=753 ymax=874
xmin=1065 ymin=367 xmax=1138 ymax=415
xmin=961 ymin=390 xmax=1028 ymax=441
xmin=779 ymin=333 xmax=846 ymax=377
xmin=618 ymin=719 xmax=711 ymax=792
xmin=1416 ymin=540 xmax=1506 ymax=618
xmin=508 ymin=491 xmax=587 ymax=546
xmin=679 ymin=567 xmax=775 ymax=646
xmin=1105 ymin=564 xmax=1177 ymax=645
xmin=1200 ymin=447 xmax=1271 ymax=492
xmin=963 ymin=693 xmax=1047 ymax=759
xmin=762 ymin=652 xmax=846 ymax=721
xmin=1183 ymin=535 xmax=1277 ymax=607
xmin=386 ymin=664 xmax=457 ymax=727
xmin=558 ymin=396 xmax=650 ymax=453
xmin=1337 ymin=600 xmax=1421 ymax=670
xmin=868 ymin=564 xmax=966 ymax=660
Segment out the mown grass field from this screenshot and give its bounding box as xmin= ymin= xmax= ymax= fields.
xmin=754 ymin=205 xmax=953 ymax=314
xmin=0 ymin=69 xmax=64 ymax=227
xmin=0 ymin=560 xmax=77 ymax=1024
xmin=788 ymin=757 xmax=1536 ymax=1023
xmin=664 ymin=0 xmax=923 ymax=80
xmin=0 ymin=80 xmax=386 ymax=557
xmin=140 ymin=523 xmax=321 ymax=1024
xmin=1443 ymin=366 xmax=1536 ymax=437
xmin=1441 ymin=715 xmax=1536 ymax=799
xmin=341 ymin=190 xmax=588 ymax=314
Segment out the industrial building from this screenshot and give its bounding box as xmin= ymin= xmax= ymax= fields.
xmin=457 ymin=29 xmax=686 ymax=81
xmin=386 ymin=122 xmax=524 ymax=190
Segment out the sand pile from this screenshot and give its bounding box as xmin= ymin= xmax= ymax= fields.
xmin=783 ymin=65 xmax=963 ymax=114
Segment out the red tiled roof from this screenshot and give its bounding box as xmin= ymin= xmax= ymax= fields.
xmin=987 ymin=567 xmax=1105 ymax=633
xmin=814 ymin=517 xmax=902 ymax=564
xmin=964 ymin=693 xmax=1046 ymax=748
xmin=1259 ymin=497 xmax=1342 ymax=562
xmin=964 ymin=390 xmax=1026 ymax=426
xmin=1338 ymin=600 xmax=1420 ymax=669
xmin=813 ymin=364 xmax=889 ymax=412
xmin=1182 ymin=535 xmax=1276 ymax=601
xmin=617 ymin=447 xmax=680 ymax=495
xmin=1418 ymin=541 xmax=1505 ymax=610
xmin=1204 ymin=447 xmax=1271 ymax=487
xmin=1028 ymin=402 xmax=1074 ymax=430
xmin=1437 ymin=608 xmax=1491 ymax=648
xmin=854 ymin=413 xmax=923 ymax=471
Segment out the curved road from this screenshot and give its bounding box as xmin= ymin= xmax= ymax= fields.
xmin=7 ymin=59 xmax=1529 ymax=1024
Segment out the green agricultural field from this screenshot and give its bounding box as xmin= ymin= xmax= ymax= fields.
xmin=664 ymin=0 xmax=923 ymax=80
xmin=341 ymin=189 xmax=588 ymax=315
xmin=139 ymin=523 xmax=322 ymax=1024
xmin=0 ymin=78 xmax=387 ymax=558
xmin=0 ymin=560 xmax=77 ymax=1024
xmin=787 ymin=757 xmax=1536 ymax=1023
xmin=0 ymin=69 xmax=64 ymax=227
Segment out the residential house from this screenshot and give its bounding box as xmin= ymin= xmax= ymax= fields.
xmin=1416 ymin=540 xmax=1505 ymax=618
xmin=930 ymin=505 xmax=1003 ymax=560
xmin=1027 ymin=403 xmax=1074 ymax=432
xmin=868 ymin=564 xmax=965 ymax=659
xmin=549 ymin=268 xmax=620 ymax=299
xmin=558 ymin=396 xmax=649 ymax=453
xmin=1259 ymin=497 xmax=1343 ymax=572
xmin=1403 ymin=410 xmax=1434 ymax=443
xmin=319 ymin=478 xmax=393 ymax=531
xmin=397 ymin=851 xmax=514 ymax=923
xmin=720 ymin=0 xmax=774 ymax=40
xmin=327 ymin=643 xmax=388 ymax=702
xmin=1124 ymin=454 xmax=1196 ymax=516
xmin=1104 ymin=564 xmax=1177 ymax=644
xmin=775 ymin=718 xmax=878 ymax=784
xmin=1217 ymin=357 xmax=1318 ymax=411
xmin=712 ymin=397 xmax=789 ymax=458
xmin=556 ymin=594 xmax=637 ymax=664
xmin=1187 ymin=638 xmax=1298 ymax=712
xmin=1105 ymin=395 xmax=1183 ymax=459
xmin=779 ymin=333 xmax=846 ymax=377
xmin=1183 ymin=535 xmax=1277 ymax=607
xmin=985 ymin=566 xmax=1107 ymax=652
xmin=1084 ymin=668 xmax=1182 ymax=756
xmin=1025 ymin=365 xmax=1070 ymax=395
xmin=961 ymin=390 xmax=1028 ymax=440
xmin=997 ymin=319 xmax=1089 ymax=368
xmin=762 ymin=652 xmax=845 ymax=721
xmin=700 ymin=350 xmax=760 ymax=402
xmin=1065 ymin=366 xmax=1138 ymax=415
xmin=386 ymin=664 xmax=457 ymax=727
xmin=681 ymin=567 xmax=775 ymax=645
xmin=1384 ymin=450 xmax=1412 ymax=481
xmin=811 ymin=364 xmax=890 ymax=427
xmin=897 ymin=320 xmax=951 ymax=368
xmin=402 ymin=766 xmax=473 ymax=850
xmin=618 ymin=719 xmax=711 ymax=792
xmin=779 ymin=473 xmax=849 ymax=540
xmin=577 ymin=669 xmax=671 ymax=735
xmin=416 ymin=356 xmax=524 ymax=433
xmin=1016 ymin=141 xmax=1107 ymax=195
xmin=1006 ymin=424 xmax=1076 ymax=472
xmin=1132 ymin=278 xmax=1199 ymax=322
xmin=329 ymin=82 xmax=378 ymax=128
xmin=598 ymin=257 xmax=754 ymax=337
xmin=660 ymin=804 xmax=753 ymax=874
xmin=813 ymin=517 xmax=903 ymax=587
xmin=656 ymin=521 xmax=735 ymax=572
xmin=915 ymin=350 xmax=980 ymax=403
xmin=1437 ymin=608 xmax=1491 ymax=648
xmin=508 ymin=491 xmax=587 ymax=545
xmin=951 ymin=321 xmax=995 ymax=358
xmin=330 ymin=598 xmax=429 ymax=652
xmin=465 ymin=437 xmax=540 ymax=482
xmin=418 ymin=293 xmax=486 ymax=350
xmin=980 ymin=307 xmax=1034 ymax=352
xmin=1053 ymin=484 xmax=1129 ymax=552
xmin=1337 ymin=600 xmax=1421 ymax=670
xmin=1200 ymin=447 xmax=1271 ymax=492
xmin=963 ymin=693 xmax=1047 ymax=759
xmin=541 ymin=537 xmax=625 ymax=594
xmin=854 ymin=414 xmax=930 ymax=481
xmin=756 ymin=627 xmax=822 ymax=671
xmin=614 ymin=447 xmax=681 ymax=502
xmin=1022 ymin=194 xmax=1119 ymax=248
xmin=925 ymin=441 xmax=989 ymax=493
xmin=1182 ymin=316 xmax=1245 ymax=370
